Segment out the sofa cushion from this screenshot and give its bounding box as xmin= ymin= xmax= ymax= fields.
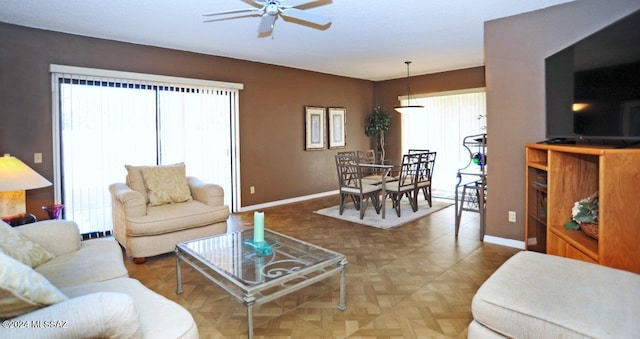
xmin=472 ymin=251 xmax=640 ymax=338
xmin=35 ymin=238 xmax=128 ymax=289
xmin=62 ymin=278 xmax=198 ymax=339
xmin=141 ymin=164 xmax=192 ymax=206
xmin=16 ymin=220 xmax=82 ymax=256
xmin=125 ymin=200 xmax=229 ymax=236
xmin=0 ymin=221 xmax=56 ymax=268
xmin=0 ymin=251 xmax=67 ymax=319
xmin=2 ymin=292 xmax=142 ymax=339
xmin=467 ymin=320 xmax=504 ymax=339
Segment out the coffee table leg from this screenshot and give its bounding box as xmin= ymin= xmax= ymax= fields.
xmin=176 ymin=254 xmax=183 ymax=294
xmin=244 ymin=295 xmax=256 ymax=339
xmin=338 ymin=258 xmax=348 ymax=311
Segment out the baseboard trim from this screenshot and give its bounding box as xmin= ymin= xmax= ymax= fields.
xmin=238 ymin=190 xmax=338 ymax=212
xmin=483 ymin=235 xmax=526 ymax=250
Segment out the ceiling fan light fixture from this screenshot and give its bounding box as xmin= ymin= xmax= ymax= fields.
xmin=203 ymin=0 xmax=331 ymax=36
xmin=266 ymin=2 xmax=279 ymax=16
xmin=394 ymin=61 xmax=424 ymax=114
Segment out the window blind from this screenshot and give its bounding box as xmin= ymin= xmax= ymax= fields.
xmin=401 ymin=90 xmax=486 ymax=199
xmin=52 ymin=68 xmax=240 ymax=235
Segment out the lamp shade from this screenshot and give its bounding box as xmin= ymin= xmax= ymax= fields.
xmin=0 ymin=154 xmax=52 ymax=192
xmin=394 ymin=105 xmax=425 ymax=114
xmin=394 ymin=61 xmax=424 ymax=114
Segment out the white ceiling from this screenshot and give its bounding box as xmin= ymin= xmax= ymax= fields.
xmin=0 ymin=0 xmax=574 ymax=81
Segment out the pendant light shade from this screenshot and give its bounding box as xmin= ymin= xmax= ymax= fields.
xmin=394 ymin=61 xmax=424 ymax=114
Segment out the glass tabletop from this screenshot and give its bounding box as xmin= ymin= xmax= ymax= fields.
xmin=176 ymin=228 xmax=344 ymax=288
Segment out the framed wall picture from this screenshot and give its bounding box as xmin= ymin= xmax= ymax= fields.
xmin=328 ymin=107 xmax=347 ymax=149
xmin=305 ymin=106 xmax=326 ymax=150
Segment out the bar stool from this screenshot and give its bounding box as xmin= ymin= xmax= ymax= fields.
xmin=455 ymin=179 xmax=487 ymax=240
xmin=454 ymin=133 xmax=487 ymax=241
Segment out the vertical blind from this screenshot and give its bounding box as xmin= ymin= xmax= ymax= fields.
xmin=401 ymin=89 xmax=486 ymax=199
xmin=52 ymin=70 xmax=239 ymax=235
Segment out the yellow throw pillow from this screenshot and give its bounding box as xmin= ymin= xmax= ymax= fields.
xmin=141 ymin=163 xmax=193 ymax=206
xmin=0 ymin=221 xmax=56 ymax=268
xmin=0 ymin=251 xmax=67 ymax=319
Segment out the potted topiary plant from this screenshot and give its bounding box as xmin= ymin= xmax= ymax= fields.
xmin=364 ymin=106 xmax=391 ymax=163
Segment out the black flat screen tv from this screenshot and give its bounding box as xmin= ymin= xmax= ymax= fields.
xmin=545 ymin=10 xmax=640 ymax=143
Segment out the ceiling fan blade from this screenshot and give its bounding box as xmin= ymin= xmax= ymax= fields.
xmin=203 ymin=13 xmax=259 ymax=23
xmin=203 ymin=8 xmax=260 ymax=17
xmin=283 ymin=0 xmax=318 ymax=7
xmin=258 ymin=14 xmax=276 ymax=33
xmin=280 ymin=8 xmax=331 ymax=26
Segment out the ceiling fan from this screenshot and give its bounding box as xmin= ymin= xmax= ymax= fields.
xmin=203 ymin=0 xmax=332 ymax=35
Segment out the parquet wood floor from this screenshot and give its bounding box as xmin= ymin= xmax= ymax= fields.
xmin=124 ymin=196 xmax=520 ymax=338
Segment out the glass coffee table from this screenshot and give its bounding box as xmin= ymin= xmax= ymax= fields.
xmin=175 ymin=228 xmax=347 ymax=338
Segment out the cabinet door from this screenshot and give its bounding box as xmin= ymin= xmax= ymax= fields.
xmin=546 ymin=230 xmax=565 ymax=257
xmin=548 ymin=229 xmax=598 ymax=264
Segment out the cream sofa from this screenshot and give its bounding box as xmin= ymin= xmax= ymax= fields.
xmin=0 ymin=219 xmax=197 ymax=338
xmin=469 ymin=251 xmax=640 ymax=338
xmin=109 ymin=163 xmax=229 ymax=263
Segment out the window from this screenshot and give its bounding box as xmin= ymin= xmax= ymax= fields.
xmin=401 ymin=89 xmax=486 ymax=199
xmin=51 ymin=65 xmax=242 ymax=235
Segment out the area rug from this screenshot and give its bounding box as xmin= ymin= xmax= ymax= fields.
xmin=314 ymin=198 xmax=452 ymax=229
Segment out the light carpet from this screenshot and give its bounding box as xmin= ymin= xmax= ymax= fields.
xmin=314 ymin=198 xmax=452 ymax=229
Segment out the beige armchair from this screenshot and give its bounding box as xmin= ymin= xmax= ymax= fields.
xmin=109 ymin=163 xmax=228 ymax=263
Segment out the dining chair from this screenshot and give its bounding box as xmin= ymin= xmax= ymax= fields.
xmin=415 ymin=151 xmax=437 ymax=207
xmin=334 ymin=153 xmax=382 ymax=219
xmin=357 ymin=149 xmax=388 ymax=185
xmin=337 ymin=150 xmax=374 ymax=164
xmin=358 ymin=150 xmax=376 ymax=164
xmin=384 ymin=153 xmax=422 ymax=217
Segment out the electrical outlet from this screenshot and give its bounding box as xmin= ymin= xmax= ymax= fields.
xmin=250 ymin=186 xmax=255 ymax=194
xmin=508 ymin=211 xmax=516 ymax=223
xmin=34 ymin=153 xmax=42 ymax=164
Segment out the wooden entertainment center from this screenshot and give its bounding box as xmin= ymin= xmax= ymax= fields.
xmin=525 ymin=143 xmax=640 ymax=274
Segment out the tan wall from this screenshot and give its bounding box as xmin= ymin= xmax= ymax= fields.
xmin=0 ymin=23 xmax=374 ymax=216
xmin=484 ymin=0 xmax=640 ymax=242
xmin=0 ymin=23 xmax=487 ymax=218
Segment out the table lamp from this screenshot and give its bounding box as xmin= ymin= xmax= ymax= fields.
xmin=0 ymin=154 xmax=52 ymax=224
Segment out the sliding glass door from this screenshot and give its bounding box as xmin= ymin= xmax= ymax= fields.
xmin=53 ymin=70 xmax=238 ymax=235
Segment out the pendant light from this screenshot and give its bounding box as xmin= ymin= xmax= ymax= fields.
xmin=394 ymin=61 xmax=424 ymax=114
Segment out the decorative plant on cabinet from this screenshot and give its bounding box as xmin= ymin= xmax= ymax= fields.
xmin=364 ymin=106 xmax=391 ymax=163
